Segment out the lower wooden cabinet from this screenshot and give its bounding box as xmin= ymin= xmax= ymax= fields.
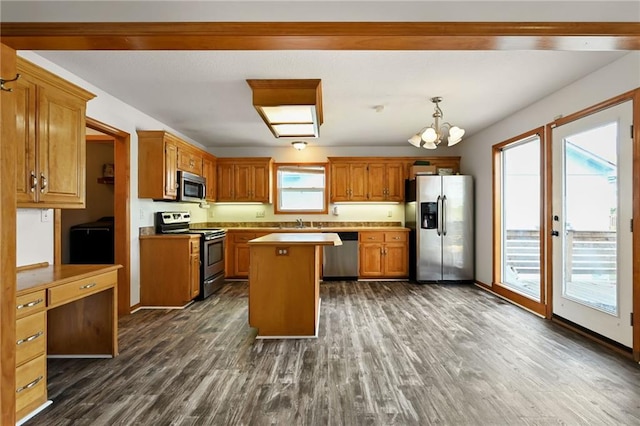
xmin=15 ymin=355 xmax=47 ymax=419
xmin=359 ymin=230 xmax=408 ymax=278
xmin=226 ymin=231 xmax=269 ymax=278
xmin=140 ymin=235 xmax=200 ymax=306
xmin=15 ymin=291 xmax=47 ymax=420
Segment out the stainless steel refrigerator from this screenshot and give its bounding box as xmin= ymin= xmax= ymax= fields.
xmin=405 ymin=175 xmax=474 ymax=282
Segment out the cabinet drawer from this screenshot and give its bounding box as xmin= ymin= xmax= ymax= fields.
xmin=233 ymin=233 xmax=257 ymax=243
xmin=384 ymin=232 xmax=407 ymax=242
xmin=190 ymin=238 xmax=200 ymax=254
xmin=48 ymin=270 xmax=116 ymax=308
xmin=16 ymin=290 xmax=46 ymax=319
xmin=360 ymin=232 xmax=384 ymax=243
xmin=16 ymin=354 xmax=47 ymax=417
xmin=16 ymin=311 xmax=46 ymax=366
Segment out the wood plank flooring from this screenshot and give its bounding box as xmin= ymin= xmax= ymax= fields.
xmin=27 ymin=281 xmax=640 ymax=425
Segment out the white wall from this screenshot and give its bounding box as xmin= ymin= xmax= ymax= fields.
xmin=16 ymin=50 xmax=208 ymax=306
xmin=458 ymin=52 xmax=640 ymax=286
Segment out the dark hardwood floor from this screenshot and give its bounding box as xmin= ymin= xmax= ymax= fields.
xmin=27 ymin=281 xmax=640 ymax=425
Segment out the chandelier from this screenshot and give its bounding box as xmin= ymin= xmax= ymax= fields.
xmin=408 ymin=96 xmax=465 ymax=149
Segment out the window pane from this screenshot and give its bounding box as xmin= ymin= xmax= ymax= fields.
xmin=275 ymin=164 xmax=327 ymax=213
xmin=563 ymin=122 xmax=618 ymax=314
xmin=502 ymin=137 xmax=541 ymax=299
xmin=279 ymin=190 xmax=324 ymax=211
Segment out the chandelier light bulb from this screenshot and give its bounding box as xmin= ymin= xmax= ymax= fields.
xmin=408 ymin=96 xmax=464 ymax=149
xmin=421 ymin=127 xmax=438 ymax=143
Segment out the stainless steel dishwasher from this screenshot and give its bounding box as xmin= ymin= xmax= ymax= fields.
xmin=323 ymin=231 xmax=359 ymax=280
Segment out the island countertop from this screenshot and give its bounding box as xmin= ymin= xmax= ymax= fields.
xmin=248 ymin=232 xmax=342 ymax=246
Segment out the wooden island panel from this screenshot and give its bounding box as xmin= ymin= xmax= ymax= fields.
xmin=248 ymin=233 xmax=341 ymax=338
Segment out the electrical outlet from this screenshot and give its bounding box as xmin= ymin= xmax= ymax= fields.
xmin=387 ymin=210 xmax=393 ymax=217
xmin=208 ymin=209 xmax=215 ymax=219
xmin=139 ymin=208 xmax=145 ymax=220
xmin=40 ymin=209 xmax=52 ymax=222
xmin=256 ymin=210 xmax=265 ymax=218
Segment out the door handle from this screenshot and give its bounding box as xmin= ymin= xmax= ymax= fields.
xmin=436 ymin=195 xmax=442 ymax=236
xmin=442 ymin=195 xmax=447 ymax=236
xmin=551 ymin=230 xmax=559 ymax=237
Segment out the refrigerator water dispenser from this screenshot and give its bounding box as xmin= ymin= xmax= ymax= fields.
xmin=421 ymin=202 xmax=437 ymax=229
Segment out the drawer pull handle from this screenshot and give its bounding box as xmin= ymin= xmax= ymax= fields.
xmin=368 ymin=237 xmax=375 ymax=239
xmin=16 ymin=376 xmax=43 ymax=393
xmin=17 ymin=331 xmax=43 ymax=345
xmin=17 ymin=298 xmax=43 ymax=310
xmin=80 ymin=283 xmax=97 ymax=290
xmin=393 ymin=237 xmax=400 ymax=240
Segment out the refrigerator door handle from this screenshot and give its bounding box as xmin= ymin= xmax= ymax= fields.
xmin=436 ymin=195 xmax=442 ymax=236
xmin=442 ymin=195 xmax=447 ymax=236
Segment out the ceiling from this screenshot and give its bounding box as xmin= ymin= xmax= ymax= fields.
xmin=4 ymin=1 xmax=636 ymax=150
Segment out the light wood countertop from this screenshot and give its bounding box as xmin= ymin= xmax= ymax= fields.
xmin=247 ymin=232 xmax=342 ymax=246
xmin=17 ymin=264 xmax=122 ymax=295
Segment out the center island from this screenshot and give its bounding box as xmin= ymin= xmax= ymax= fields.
xmin=247 ymin=232 xmax=342 ymax=338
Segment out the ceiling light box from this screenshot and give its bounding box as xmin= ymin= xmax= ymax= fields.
xmin=247 ymin=79 xmax=323 ymax=138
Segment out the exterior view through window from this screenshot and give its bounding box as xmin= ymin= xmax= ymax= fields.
xmin=562 ymin=122 xmax=618 ymax=314
xmin=501 ymin=135 xmax=542 ymax=300
xmin=275 ymin=164 xmax=327 ymax=213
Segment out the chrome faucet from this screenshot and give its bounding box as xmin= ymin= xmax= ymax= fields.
xmin=296 ymin=218 xmax=304 ymax=228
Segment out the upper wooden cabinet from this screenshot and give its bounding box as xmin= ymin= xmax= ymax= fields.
xmin=15 ymin=57 xmax=95 ymax=208
xmin=202 ymin=153 xmax=217 ymax=202
xmin=329 ymin=156 xmax=461 ymax=202
xmin=367 ymin=162 xmax=405 ymax=202
xmin=177 ymin=142 xmax=203 ymax=175
xmin=216 ymin=158 xmax=273 ymax=203
xmin=329 ymin=158 xmax=403 ymax=202
xmin=330 ymin=162 xmax=367 ymax=202
xmin=138 ymin=130 xmax=216 ymax=201
xmin=137 ymin=130 xmax=180 ymax=200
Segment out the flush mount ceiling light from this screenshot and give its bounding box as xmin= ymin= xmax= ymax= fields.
xmin=408 ymin=96 xmax=465 ymax=150
xmin=246 ymin=79 xmax=323 ymax=138
xmin=291 ymin=141 xmax=308 ymax=151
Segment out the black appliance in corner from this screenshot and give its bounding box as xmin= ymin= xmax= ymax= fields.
xmin=70 ymin=216 xmax=115 ymax=264
xmin=155 ymin=212 xmax=226 ymax=299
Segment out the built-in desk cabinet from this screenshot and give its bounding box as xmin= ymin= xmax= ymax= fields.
xmin=15 ymin=265 xmax=120 ymax=422
xmin=15 ymin=57 xmax=95 ymax=208
xmin=140 ymin=235 xmax=201 ymax=306
xmin=359 ymin=230 xmax=409 ymax=278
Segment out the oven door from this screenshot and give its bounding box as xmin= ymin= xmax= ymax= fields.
xmin=203 ymin=236 xmax=225 ymax=279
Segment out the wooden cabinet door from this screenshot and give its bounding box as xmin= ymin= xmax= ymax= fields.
xmin=359 ymin=243 xmax=384 ymax=277
xmin=349 ymin=163 xmax=367 ymax=201
xmin=217 ymin=162 xmax=234 ymax=201
xmin=234 ymin=164 xmax=253 ymax=201
xmin=164 ymin=141 xmax=178 ymax=198
xmin=36 ymin=83 xmax=86 ymax=207
xmin=384 ymin=243 xmax=408 ymax=277
xmin=235 ymin=244 xmax=251 ymax=277
xmin=177 ymin=146 xmax=202 ymax=175
xmin=202 ymin=155 xmax=216 ymax=201
xmin=330 ymin=162 xmax=351 ymax=202
xmin=15 ymin=77 xmax=37 ymax=204
xmin=251 ymin=163 xmax=270 ymax=202
xmin=385 ymin=162 xmax=405 ymax=201
xmin=189 ymin=252 xmax=200 ymax=299
xmin=367 ymin=163 xmax=385 ymax=201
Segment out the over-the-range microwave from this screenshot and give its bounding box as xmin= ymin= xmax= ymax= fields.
xmin=177 ymin=170 xmax=206 ymax=203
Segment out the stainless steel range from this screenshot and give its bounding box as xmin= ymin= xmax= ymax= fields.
xmin=155 ymin=212 xmax=226 ymax=299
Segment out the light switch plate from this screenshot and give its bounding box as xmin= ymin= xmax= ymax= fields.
xmin=40 ymin=209 xmax=52 ymax=222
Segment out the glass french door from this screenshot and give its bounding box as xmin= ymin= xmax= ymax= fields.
xmin=501 ymin=135 xmax=542 ymax=301
xmin=551 ymin=101 xmax=633 ymax=347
